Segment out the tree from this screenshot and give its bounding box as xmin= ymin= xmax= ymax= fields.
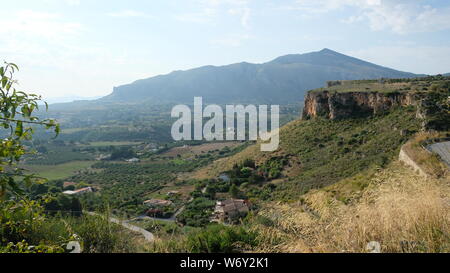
xmin=64 ymin=185 xmax=76 ymax=191
xmin=70 ymin=198 xmax=83 ymax=217
xmin=0 ymin=62 xmax=59 ymax=198
xmin=205 ymin=186 xmax=216 ymax=199
xmin=110 ymin=147 xmax=136 ymax=160
xmin=242 ymin=159 xmax=255 ymax=168
xmin=229 ymin=184 xmax=240 ymax=198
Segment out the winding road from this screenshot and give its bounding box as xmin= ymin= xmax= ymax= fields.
xmin=85 ymin=212 xmax=154 ymax=242
xmin=85 ymin=196 xmax=196 ymax=242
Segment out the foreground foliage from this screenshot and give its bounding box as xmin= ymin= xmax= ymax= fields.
xmin=0 ymin=63 xmax=139 ymax=253
xmin=150 ymin=224 xmax=258 ymax=253
xmin=253 ymin=161 xmax=450 ymax=253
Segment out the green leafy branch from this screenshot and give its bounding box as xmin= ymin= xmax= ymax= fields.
xmin=0 ymin=62 xmax=60 ymax=198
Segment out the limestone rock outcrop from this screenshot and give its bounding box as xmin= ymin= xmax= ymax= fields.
xmin=302 ymin=91 xmax=421 ymax=120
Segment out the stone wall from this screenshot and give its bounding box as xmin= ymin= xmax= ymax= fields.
xmin=398 ymin=146 xmax=428 ymax=177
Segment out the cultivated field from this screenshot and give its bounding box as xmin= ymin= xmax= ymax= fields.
xmin=162 ymin=142 xmax=242 ymax=157
xmin=23 ymin=161 xmax=95 ymax=180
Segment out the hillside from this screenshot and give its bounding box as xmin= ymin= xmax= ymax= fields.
xmin=100 ymin=49 xmax=421 ymax=105
xmin=175 ymin=76 xmax=450 ymax=253
xmin=253 ymin=160 xmax=449 ymax=252
xmin=191 ymin=76 xmax=449 ymax=200
xmin=3 ymin=67 xmax=449 ymax=254
xmin=192 ymin=107 xmax=422 ymax=200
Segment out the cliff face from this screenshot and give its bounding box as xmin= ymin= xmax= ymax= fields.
xmin=302 ymin=91 xmax=420 ymax=120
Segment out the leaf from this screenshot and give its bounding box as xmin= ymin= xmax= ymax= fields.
xmin=15 ymin=121 xmax=23 ymax=137
xmin=21 ymin=105 xmax=30 ymax=117
xmin=9 ymin=63 xmax=19 ymax=71
xmin=8 ymin=177 xmax=24 ymax=195
xmin=53 ymin=123 xmax=61 ymax=138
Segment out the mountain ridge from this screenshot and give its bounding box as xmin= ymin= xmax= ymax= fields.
xmin=100 ymin=49 xmax=423 ymax=105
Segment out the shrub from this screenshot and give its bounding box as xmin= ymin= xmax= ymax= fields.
xmin=177 ymin=197 xmax=215 ymax=227
xmin=186 ymin=225 xmax=258 ymax=253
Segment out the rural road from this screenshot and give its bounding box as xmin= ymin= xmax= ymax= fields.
xmin=87 ymin=196 xmax=194 ymax=240
xmin=85 ymin=212 xmax=154 ymax=242
xmin=427 ymin=141 xmax=450 ymax=167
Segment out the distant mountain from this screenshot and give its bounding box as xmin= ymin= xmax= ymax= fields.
xmin=45 ymin=95 xmax=102 ymax=104
xmin=443 ymin=73 xmax=450 ymax=76
xmin=101 ymin=49 xmax=422 ymax=105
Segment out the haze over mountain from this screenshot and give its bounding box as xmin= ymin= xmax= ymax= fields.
xmin=100 ymin=49 xmax=421 ymax=105
xmin=45 ymin=95 xmax=102 ymax=104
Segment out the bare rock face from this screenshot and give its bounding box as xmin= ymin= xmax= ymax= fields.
xmin=302 ymin=91 xmax=420 ymax=120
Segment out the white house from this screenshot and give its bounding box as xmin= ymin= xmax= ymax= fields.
xmin=63 ymin=187 xmax=93 ymax=195
xmin=126 ymin=158 xmax=140 ymax=163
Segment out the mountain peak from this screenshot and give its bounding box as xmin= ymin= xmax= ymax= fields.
xmin=269 ymin=48 xmax=346 ymax=65
xmin=103 ymin=49 xmax=420 ymax=104
xmin=319 ymin=48 xmax=338 ymax=54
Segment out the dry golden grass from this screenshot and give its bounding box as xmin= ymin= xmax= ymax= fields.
xmin=253 ymin=161 xmax=450 ymax=253
xmin=141 ymin=235 xmax=192 ymax=253
xmin=402 ymin=131 xmax=449 ymax=178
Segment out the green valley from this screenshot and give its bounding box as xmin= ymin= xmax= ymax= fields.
xmin=1 ymin=57 xmax=449 ymax=255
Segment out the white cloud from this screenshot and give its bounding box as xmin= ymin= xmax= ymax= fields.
xmin=65 ymin=0 xmax=80 ymax=6
xmin=290 ymin=0 xmax=450 ymax=34
xmin=228 ymin=7 xmax=251 ymax=28
xmin=0 ymin=10 xmax=102 ymax=98
xmin=0 ymin=10 xmax=81 ymax=40
xmin=175 ymin=8 xmax=217 ymax=23
xmin=202 ymin=0 xmax=249 ymax=6
xmin=176 ymin=0 xmax=252 ymax=28
xmin=107 ymin=10 xmax=148 ymax=18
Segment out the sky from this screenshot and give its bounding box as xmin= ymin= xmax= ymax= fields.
xmin=1 ymin=0 xmax=450 ymax=100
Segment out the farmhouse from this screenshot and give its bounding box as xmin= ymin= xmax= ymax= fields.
xmin=212 ymin=199 xmax=250 ymax=223
xmin=126 ymin=158 xmax=140 ymax=163
xmin=63 ymin=187 xmax=93 ymax=195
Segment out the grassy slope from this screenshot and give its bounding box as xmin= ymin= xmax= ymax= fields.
xmin=156 ymin=107 xmax=449 ymax=252
xmin=253 ymin=161 xmax=450 ymax=252
xmin=193 ymin=106 xmax=421 ymax=200
xmin=311 ymin=81 xmax=413 ymax=93
xmin=310 ymin=76 xmax=450 ymax=93
xmin=402 ymin=132 xmax=449 ymax=177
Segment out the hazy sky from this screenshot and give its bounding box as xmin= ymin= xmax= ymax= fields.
xmin=1 ymin=0 xmax=450 ymax=99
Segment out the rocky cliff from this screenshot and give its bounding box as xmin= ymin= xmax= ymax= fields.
xmin=302 ymin=91 xmax=421 ymax=120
